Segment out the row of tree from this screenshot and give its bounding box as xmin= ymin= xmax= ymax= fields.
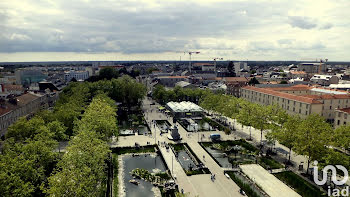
xmin=199 ymin=93 xmax=350 ymax=173
xmin=152 ymin=85 xmax=211 ymax=104
xmin=0 ymin=75 xmax=145 ymax=196
xmin=47 ymin=94 xmax=117 ymax=196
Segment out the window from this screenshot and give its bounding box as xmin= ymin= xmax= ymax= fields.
xmin=300 ymin=103 xmax=302 ymax=107
xmin=293 ymin=107 xmax=295 ymax=112
xmin=339 ymin=113 xmax=342 ymax=117
xmin=299 ymin=109 xmax=301 ymax=113
xmin=287 ymin=106 xmax=289 ymax=110
xmin=344 ymin=122 xmax=347 ymax=125
xmin=330 ymin=106 xmax=332 ymax=109
xmin=345 ymin=114 xmax=347 ymax=119
xmin=338 ymin=120 xmax=340 ymax=125
xmin=294 ymin=101 xmax=296 ymax=105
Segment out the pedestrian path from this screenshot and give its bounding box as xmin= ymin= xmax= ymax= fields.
xmin=240 ymin=164 xmax=301 ymax=197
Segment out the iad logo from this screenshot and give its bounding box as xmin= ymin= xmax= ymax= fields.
xmin=313 ymin=161 xmax=349 ymax=186
xmin=313 ymin=161 xmax=349 ymax=197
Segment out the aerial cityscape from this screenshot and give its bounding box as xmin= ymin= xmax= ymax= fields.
xmin=0 ymin=0 xmax=349 ymax=197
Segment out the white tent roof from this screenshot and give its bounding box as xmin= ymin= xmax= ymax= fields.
xmin=166 ymin=101 xmax=203 ymax=113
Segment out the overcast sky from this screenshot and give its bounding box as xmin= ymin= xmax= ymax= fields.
xmin=0 ymin=0 xmax=349 ymax=62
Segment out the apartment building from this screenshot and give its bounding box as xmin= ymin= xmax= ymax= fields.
xmin=240 ymin=84 xmax=350 ymax=122
xmin=0 ymin=92 xmax=58 ymax=136
xmin=334 ymin=108 xmax=350 ymax=128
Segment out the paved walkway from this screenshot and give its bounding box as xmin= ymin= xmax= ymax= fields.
xmin=240 ymin=164 xmax=301 ymax=197
xmin=141 ymin=98 xmax=242 ymax=197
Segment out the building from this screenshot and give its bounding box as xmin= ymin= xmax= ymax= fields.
xmin=0 ymin=84 xmax=24 ymax=99
xmin=334 ymin=108 xmax=350 ymax=128
xmin=64 ymin=70 xmax=89 ymax=82
xmin=310 ymin=75 xmax=339 ymax=86
xmin=329 ymin=84 xmax=350 ymax=91
xmin=15 ymin=68 xmax=47 ymax=86
xmin=240 ymin=84 xmax=350 ymax=122
xmin=298 ymin=63 xmax=327 ymax=74
xmin=156 ymin=76 xmax=189 ymax=87
xmin=0 ymin=92 xmax=58 ymax=136
xmin=288 ymin=71 xmax=307 ymax=79
xmin=175 ymin=81 xmax=196 ymax=89
xmin=234 ymin=62 xmax=249 ymax=76
xmin=215 ymin=77 xmax=249 ymax=97
xmin=166 ymin=101 xmax=203 ymax=119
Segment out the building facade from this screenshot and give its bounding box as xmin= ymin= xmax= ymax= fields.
xmin=240 ymin=84 xmax=350 ymax=122
xmin=334 ymin=108 xmax=350 ymax=128
xmin=64 ymin=70 xmax=89 ymax=82
xmin=0 ymin=92 xmax=59 ymax=136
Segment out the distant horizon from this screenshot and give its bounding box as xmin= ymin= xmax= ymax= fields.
xmin=0 ymin=52 xmax=349 ymax=63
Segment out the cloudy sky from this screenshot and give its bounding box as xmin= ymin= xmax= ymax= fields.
xmin=0 ymin=0 xmax=349 ymax=62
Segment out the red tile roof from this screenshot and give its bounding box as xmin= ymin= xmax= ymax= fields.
xmin=290 ymin=71 xmax=307 ymax=75
xmin=337 ymin=108 xmax=350 ymax=113
xmin=242 ymin=86 xmax=322 ymax=104
xmin=16 ymin=93 xmax=40 ymax=106
xmin=266 ymin=84 xmax=312 ymax=91
xmin=301 ymin=94 xmax=350 ymax=99
xmin=0 ymin=103 xmax=16 ymax=116
xmin=3 ymin=84 xmax=24 ymax=91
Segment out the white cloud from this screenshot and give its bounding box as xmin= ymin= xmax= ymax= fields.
xmin=0 ymin=0 xmax=349 ymax=61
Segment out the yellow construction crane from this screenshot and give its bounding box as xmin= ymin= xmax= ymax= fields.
xmin=185 ymin=51 xmax=200 ymax=73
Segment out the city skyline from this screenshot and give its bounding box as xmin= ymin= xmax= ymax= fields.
xmin=1 ymin=0 xmax=350 ymax=62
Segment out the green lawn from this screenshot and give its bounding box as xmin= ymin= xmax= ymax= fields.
xmin=112 ymin=153 xmax=119 ymax=197
xmin=258 ymin=156 xmax=284 ymax=170
xmin=274 ymin=171 xmax=326 ymax=197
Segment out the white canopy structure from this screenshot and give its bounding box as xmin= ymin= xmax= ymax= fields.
xmin=166 ymin=101 xmax=203 ymax=118
xmin=166 ymin=101 xmax=203 ymax=113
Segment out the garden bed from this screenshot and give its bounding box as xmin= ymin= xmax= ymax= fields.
xmin=274 ymin=171 xmax=326 ymax=197
xmin=226 ymin=171 xmax=266 ymax=197
xmin=170 ymin=143 xmax=210 ymax=176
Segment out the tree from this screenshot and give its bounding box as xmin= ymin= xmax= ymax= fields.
xmin=6 ymin=116 xmax=45 ymax=141
xmin=333 ymin=125 xmax=350 ymax=150
xmin=98 ymin=67 xmax=119 ymax=80
xmin=236 ymin=101 xmax=256 ymax=140
xmin=47 ymin=130 xmax=110 ymax=197
xmin=293 ymin=114 xmax=332 ymax=174
xmin=269 ymin=115 xmax=300 ymax=162
xmin=47 ymin=121 xmax=68 ymax=141
xmin=75 ymin=94 xmax=118 ymax=140
xmin=251 ymin=104 xmax=270 ymax=147
xmin=248 ymin=77 xmax=260 ymax=85
xmin=280 ymin=80 xmax=288 ymax=84
xmin=0 ymin=132 xmax=58 ymax=196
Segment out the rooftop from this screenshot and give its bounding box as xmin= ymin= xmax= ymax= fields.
xmin=16 ymin=92 xmax=41 ymax=106
xmin=242 ymin=86 xmax=322 ymax=104
xmin=166 ymin=101 xmax=203 ymax=113
xmin=337 ymin=107 xmax=350 ymax=113
xmin=157 ymin=76 xmax=188 ymax=79
xmin=215 ymin=77 xmax=249 ymax=82
xmin=266 ymin=84 xmax=312 ymax=91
